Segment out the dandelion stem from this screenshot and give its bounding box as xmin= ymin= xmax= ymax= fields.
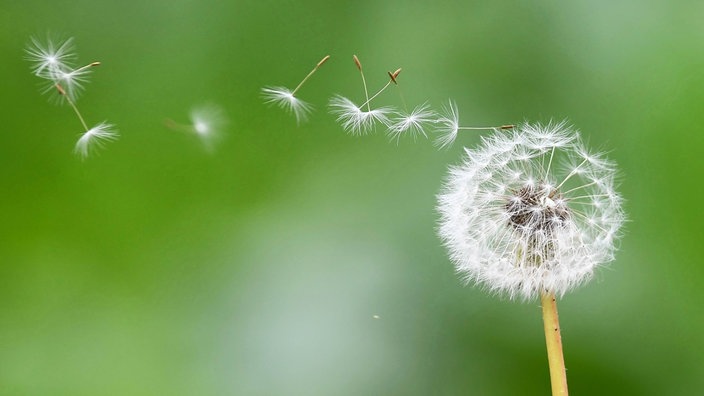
xmin=291 ymin=55 xmax=330 ymax=96
xmin=541 ymin=291 xmax=569 ymax=396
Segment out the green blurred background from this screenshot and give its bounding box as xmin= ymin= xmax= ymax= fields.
xmin=1 ymin=0 xmax=703 ymax=394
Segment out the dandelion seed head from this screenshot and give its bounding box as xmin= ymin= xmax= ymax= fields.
xmin=74 ymin=122 xmax=118 ymax=159
xmin=437 ymin=122 xmax=625 ymax=300
xmin=261 ymin=86 xmax=313 ymax=124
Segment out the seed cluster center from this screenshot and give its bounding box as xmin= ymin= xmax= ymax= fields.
xmin=506 ymin=183 xmax=569 ymax=233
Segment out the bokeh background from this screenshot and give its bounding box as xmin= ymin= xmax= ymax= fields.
xmin=1 ymin=0 xmax=703 ymax=395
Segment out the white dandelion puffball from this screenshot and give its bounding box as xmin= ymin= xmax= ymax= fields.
xmin=437 ymin=122 xmax=625 ymax=300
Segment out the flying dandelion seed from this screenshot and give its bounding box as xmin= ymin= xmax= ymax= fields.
xmin=261 ymin=55 xmax=330 ymax=124
xmin=328 ymin=95 xmax=393 ymax=136
xmin=189 ymin=104 xmax=228 ymax=150
xmin=433 ymin=100 xmax=514 ymax=149
xmin=329 ymin=56 xmax=399 ymax=135
xmin=165 ymin=104 xmax=228 ymax=152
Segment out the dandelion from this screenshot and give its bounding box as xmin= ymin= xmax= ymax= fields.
xmin=438 ymin=121 xmax=624 ymax=299
xmin=74 ymin=122 xmax=118 ymax=159
xmin=434 ymin=100 xmax=514 ymax=149
xmin=328 ymin=56 xmax=398 ymax=135
xmin=387 ymin=102 xmax=437 ymax=142
xmin=437 ymin=121 xmax=624 ymax=394
xmin=165 ymin=103 xmax=228 ymax=152
xmin=261 ymin=55 xmax=330 ymax=124
xmin=26 ymin=35 xmax=117 ymax=158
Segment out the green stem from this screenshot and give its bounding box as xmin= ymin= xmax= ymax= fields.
xmin=541 ymin=291 xmax=569 ymax=396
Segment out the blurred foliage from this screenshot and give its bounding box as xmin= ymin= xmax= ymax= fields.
xmin=1 ymin=0 xmax=703 ymax=395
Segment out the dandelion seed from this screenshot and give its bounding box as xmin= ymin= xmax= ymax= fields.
xmin=387 ymin=103 xmax=436 ymax=142
xmin=437 ymin=122 xmax=624 ymax=300
xmin=74 ymin=122 xmax=118 ymax=159
xmin=351 ymin=55 xmax=400 ymax=112
xmin=191 ymin=104 xmax=227 ymax=137
xmin=190 ymin=104 xmax=228 ymax=151
xmin=433 ymin=100 xmax=514 ymax=149
xmin=166 ymin=104 xmax=228 ymax=152
xmin=261 ymin=55 xmax=330 ymax=124
xmin=329 ymin=95 xmax=392 ymax=135
xmin=329 ymin=55 xmax=399 ymax=135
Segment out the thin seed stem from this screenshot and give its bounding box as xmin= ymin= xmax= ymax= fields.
xmin=562 ymin=180 xmax=599 ymax=195
xmin=72 ymin=61 xmax=101 ymax=75
xmin=396 ymin=84 xmax=408 ymax=113
xmin=457 ymin=126 xmax=499 ymax=130
xmin=541 ymin=291 xmax=569 ymax=396
xmin=359 ymin=80 xmax=392 ymax=109
xmin=56 ymin=84 xmax=89 ymax=132
xmin=164 ymin=118 xmax=195 ymax=134
xmin=68 ymin=100 xmax=89 ymax=132
xmin=386 ymin=68 xmax=407 ymax=112
xmin=545 ymin=147 xmax=556 ymax=180
xmin=53 ymin=61 xmax=101 ymax=133
xmin=569 ymin=193 xmax=610 ymax=200
xmin=359 ymin=70 xmax=371 ymax=112
xmin=291 ymin=55 xmax=330 ymax=96
xmin=352 ymin=55 xmax=372 ymax=112
xmin=569 ymin=210 xmax=608 ymax=233
xmin=556 ymin=158 xmax=588 ymax=190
